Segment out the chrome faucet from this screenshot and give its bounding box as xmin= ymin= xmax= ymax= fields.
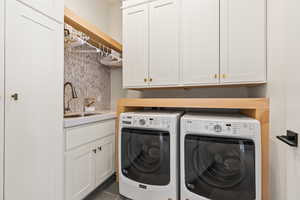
xmin=64 ymin=82 xmax=78 ymax=114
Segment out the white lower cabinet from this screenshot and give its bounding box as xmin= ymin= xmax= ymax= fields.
xmin=95 ymin=136 xmax=115 ymax=186
xmin=65 ymin=120 xmax=116 ymax=200
xmin=65 ymin=144 xmax=95 ymax=200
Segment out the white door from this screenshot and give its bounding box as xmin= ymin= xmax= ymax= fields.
xmin=149 ymin=0 xmax=179 ymax=87
xmin=95 ymin=136 xmax=114 ymax=186
xmin=181 ymin=0 xmax=220 ymax=85
xmin=14 ymin=0 xmax=63 ymax=21
xmin=123 ymin=4 xmax=149 ymax=88
xmin=0 ymin=0 xmax=4 ymax=199
xmin=5 ymin=1 xmax=64 ymax=200
xmin=220 ymin=0 xmax=267 ymax=84
xmin=65 ymin=144 xmax=96 ymax=200
xmin=285 ymin=0 xmax=300 ymax=199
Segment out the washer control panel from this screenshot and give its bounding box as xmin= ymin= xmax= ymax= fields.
xmin=185 ymin=120 xmax=258 ymax=136
xmin=121 ymin=114 xmax=171 ymax=129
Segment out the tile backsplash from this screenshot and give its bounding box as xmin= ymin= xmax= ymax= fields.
xmin=64 ymin=46 xmax=111 ymax=113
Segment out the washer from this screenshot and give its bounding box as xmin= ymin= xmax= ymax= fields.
xmin=119 ymin=111 xmax=183 ymax=200
xmin=181 ymin=113 xmax=261 ymax=200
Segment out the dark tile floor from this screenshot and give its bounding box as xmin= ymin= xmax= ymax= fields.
xmin=85 ymin=177 xmax=126 ymax=200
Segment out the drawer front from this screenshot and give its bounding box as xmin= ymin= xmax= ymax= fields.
xmin=66 ymin=120 xmax=115 ymax=151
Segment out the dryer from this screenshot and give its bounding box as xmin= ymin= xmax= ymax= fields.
xmin=181 ymin=113 xmax=261 ymax=200
xmin=119 ymin=111 xmax=183 ymax=200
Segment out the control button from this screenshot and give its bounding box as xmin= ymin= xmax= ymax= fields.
xmin=139 ymin=119 xmax=146 ymax=126
xmin=214 ymin=124 xmax=222 ymax=133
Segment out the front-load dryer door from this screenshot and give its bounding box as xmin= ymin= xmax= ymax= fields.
xmin=121 ymin=128 xmax=170 ymax=186
xmin=185 ymin=135 xmax=256 ymax=200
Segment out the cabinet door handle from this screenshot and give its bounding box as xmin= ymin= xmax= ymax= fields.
xmin=144 ymin=78 xmax=147 ymax=82
xmin=149 ymin=78 xmax=153 ymax=82
xmin=98 ymin=146 xmax=102 ymax=151
xmin=92 ymin=149 xmax=97 ymax=154
xmin=11 ymin=93 xmax=18 ymax=101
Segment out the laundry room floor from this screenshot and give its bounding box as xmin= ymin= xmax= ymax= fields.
xmin=85 ymin=177 xmax=126 ymax=200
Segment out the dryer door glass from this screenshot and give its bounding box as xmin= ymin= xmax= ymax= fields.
xmin=185 ymin=135 xmax=255 ymax=200
xmin=121 ymin=128 xmax=170 ymax=186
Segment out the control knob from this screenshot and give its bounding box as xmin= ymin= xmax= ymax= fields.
xmin=139 ymin=119 xmax=146 ymax=126
xmin=214 ymin=124 xmax=222 ymax=133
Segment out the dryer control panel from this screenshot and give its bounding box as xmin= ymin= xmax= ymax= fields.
xmin=185 ymin=120 xmax=259 ymax=137
xmin=121 ymin=114 xmax=171 ymax=129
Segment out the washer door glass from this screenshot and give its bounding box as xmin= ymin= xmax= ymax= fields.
xmin=185 ymin=135 xmax=256 ymax=200
xmin=121 ymin=128 xmax=170 ymax=186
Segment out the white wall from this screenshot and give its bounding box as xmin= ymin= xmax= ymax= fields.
xmin=0 ymin=0 xmax=4 ymax=198
xmin=248 ymin=0 xmax=287 ymax=199
xmin=283 ymin=0 xmax=300 ymax=199
xmin=64 ymin=0 xmax=111 ymax=34
xmin=108 ymin=0 xmax=122 ymax=43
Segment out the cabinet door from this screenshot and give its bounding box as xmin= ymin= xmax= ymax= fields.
xmin=149 ymin=0 xmax=179 ymax=86
xmin=181 ymin=0 xmax=220 ymax=85
xmin=220 ymin=0 xmax=266 ymax=84
xmin=123 ymin=4 xmax=149 ymax=88
xmin=14 ymin=0 xmax=63 ymax=21
xmin=95 ymin=135 xmax=115 ymax=186
xmin=65 ymin=144 xmax=96 ymax=200
xmin=5 ymin=2 xmax=64 ymax=200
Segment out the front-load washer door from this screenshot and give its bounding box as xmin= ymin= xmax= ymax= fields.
xmin=185 ymin=135 xmax=255 ymax=200
xmin=121 ymin=128 xmax=170 ymax=186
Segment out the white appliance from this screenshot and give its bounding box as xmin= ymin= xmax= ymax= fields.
xmin=181 ymin=113 xmax=261 ymax=200
xmin=119 ymin=111 xmax=183 ymax=200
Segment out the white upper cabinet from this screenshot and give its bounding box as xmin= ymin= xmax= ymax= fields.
xmin=122 ymin=0 xmax=267 ymax=88
xmin=16 ymin=0 xmax=63 ymax=22
xmin=149 ymin=0 xmax=179 ymax=86
xmin=123 ymin=4 xmax=149 ymax=88
xmin=220 ymin=0 xmax=267 ymax=84
xmin=181 ymin=0 xmax=220 ymax=85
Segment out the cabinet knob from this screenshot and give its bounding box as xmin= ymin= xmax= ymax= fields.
xmin=92 ymin=149 xmax=97 ymax=154
xmin=11 ymin=93 xmax=18 ymax=101
xmin=214 ymin=74 xmax=218 ymax=79
xmin=149 ymin=78 xmax=153 ymax=82
xmin=222 ymin=74 xmax=227 ymax=79
xmin=144 ymin=78 xmax=147 ymax=82
xmin=98 ymin=146 xmax=102 ymax=151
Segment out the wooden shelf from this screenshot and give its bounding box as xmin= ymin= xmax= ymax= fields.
xmin=64 ymin=7 xmax=122 ymax=53
xmin=115 ymin=98 xmax=270 ymax=200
